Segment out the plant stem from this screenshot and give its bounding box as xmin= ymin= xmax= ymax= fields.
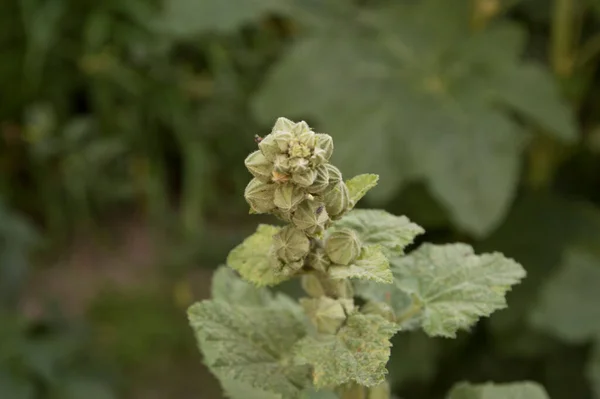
xmin=551 ymin=0 xmax=576 ymax=77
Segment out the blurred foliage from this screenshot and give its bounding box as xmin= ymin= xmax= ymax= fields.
xmin=2 ymin=0 xmax=600 ymax=398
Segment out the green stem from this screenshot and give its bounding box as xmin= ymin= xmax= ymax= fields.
xmin=551 ymin=0 xmax=576 ymax=77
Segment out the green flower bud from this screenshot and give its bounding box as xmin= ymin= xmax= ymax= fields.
xmin=311 ymin=134 xmax=333 ymax=165
xmin=272 ymin=226 xmax=310 ymax=263
xmin=291 ymin=120 xmax=311 ymax=136
xmin=273 ymin=131 xmax=294 ymax=152
xmin=325 ymin=228 xmax=361 ymax=265
xmin=274 ymin=183 xmax=305 ymax=212
xmin=307 ymin=164 xmax=330 ymax=194
xmin=361 ymin=301 xmax=396 ymax=323
xmin=289 ymin=157 xmax=310 ymax=174
xmin=280 ymin=259 xmax=305 ymax=277
xmin=273 ymin=154 xmax=290 ymax=173
xmin=292 ymin=200 xmax=329 ymax=236
xmin=244 ymin=150 xmax=274 ymax=182
xmin=272 ymin=117 xmax=295 ymax=133
xmin=301 ymin=274 xmax=326 ymax=298
xmin=323 ymin=181 xmax=350 ymax=217
xmin=244 ymin=178 xmax=276 ymax=213
xmin=301 ymin=297 xmax=348 ymax=334
xmin=288 ymin=140 xmax=312 ymax=159
xmin=291 ymin=169 xmax=317 ymax=188
xmin=272 ymin=208 xmax=293 ymax=223
xmin=324 ymin=163 xmax=343 ymax=183
xmin=306 ymin=247 xmax=331 ymax=273
xmin=301 ymin=271 xmax=354 ymax=299
xmin=258 ymin=133 xmax=281 ymax=162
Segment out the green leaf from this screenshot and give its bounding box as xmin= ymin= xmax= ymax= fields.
xmin=162 ymin=0 xmax=287 ymax=37
xmin=447 ymin=381 xmax=550 ymax=399
xmin=394 ymin=243 xmax=526 ymax=338
xmin=530 ymin=248 xmax=600 ymax=343
xmin=227 ymin=224 xmax=290 ymax=287
xmin=353 ymin=280 xmax=413 ymax=327
xmin=346 ymin=174 xmax=379 ymax=205
xmin=0 ymin=370 xmax=35 ymax=399
xmin=253 ymin=0 xmax=573 ymax=236
xmin=333 ymin=210 xmax=424 ymax=255
xmin=294 ymin=314 xmax=399 ymax=389
xmin=490 ymin=63 xmax=577 ymax=142
xmin=211 ymin=266 xmax=273 ymax=305
xmin=328 ymin=245 xmax=392 ymax=284
xmin=188 ymin=299 xmax=310 ymax=398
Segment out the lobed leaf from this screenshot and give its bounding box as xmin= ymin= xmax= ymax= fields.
xmin=211 ymin=266 xmax=273 ymax=306
xmin=447 ymin=381 xmax=550 ymax=399
xmin=188 ymin=299 xmax=310 ymax=398
xmin=328 ymin=245 xmax=392 ymax=284
xmin=293 ymin=314 xmax=399 ymax=389
xmin=227 ymin=224 xmax=290 ymax=287
xmin=333 ymin=210 xmax=424 ymax=256
xmin=393 ymin=243 xmax=526 ymax=338
xmin=530 ymin=248 xmax=600 ymax=343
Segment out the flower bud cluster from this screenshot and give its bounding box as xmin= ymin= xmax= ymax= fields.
xmin=244 ymin=117 xmax=356 ymax=275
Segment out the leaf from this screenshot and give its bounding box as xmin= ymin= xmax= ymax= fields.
xmin=530 ymin=248 xmax=600 ymax=343
xmin=447 ymin=381 xmax=550 ymax=399
xmin=227 ymin=224 xmax=291 ymax=287
xmin=393 ymin=243 xmax=526 ymax=338
xmin=490 ymin=63 xmax=577 ymax=142
xmin=294 ymin=314 xmax=399 ymax=388
xmin=253 ymin=0 xmax=574 ymax=236
xmin=0 ymin=369 xmax=35 ymax=399
xmin=211 ymin=266 xmax=273 ymax=306
xmin=346 ymin=174 xmax=379 ymax=205
xmin=328 ymin=245 xmax=392 ymax=284
xmin=162 ymin=0 xmax=288 ymax=37
xmin=188 ymin=299 xmax=310 ymax=398
xmin=333 ymin=210 xmax=424 ymax=255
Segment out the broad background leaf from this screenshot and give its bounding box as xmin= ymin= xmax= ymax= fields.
xmin=447 ymin=381 xmax=550 ymax=399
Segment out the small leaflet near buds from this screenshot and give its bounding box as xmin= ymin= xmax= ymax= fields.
xmin=292 ymin=200 xmax=329 ymax=236
xmin=244 ymin=178 xmax=276 ymax=213
xmin=272 ymin=225 xmax=310 ymax=263
xmin=325 ymin=228 xmax=362 ymax=265
xmin=244 ymin=150 xmax=274 ymax=182
xmin=274 ymin=183 xmax=305 ymax=212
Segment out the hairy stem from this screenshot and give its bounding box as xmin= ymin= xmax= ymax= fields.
xmin=551 ymin=0 xmax=577 ymax=77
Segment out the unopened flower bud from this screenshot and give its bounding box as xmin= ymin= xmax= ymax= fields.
xmin=306 ymin=247 xmax=331 ymax=273
xmin=325 ymin=228 xmax=361 ymax=265
xmin=325 ymin=163 xmax=343 ymax=183
xmin=258 ymin=133 xmax=281 ymax=162
xmin=301 ymin=297 xmax=348 ymax=334
xmin=273 ymin=131 xmax=294 ymax=152
xmin=292 ymin=169 xmax=317 ymax=188
xmin=272 ymin=226 xmax=310 ymax=263
xmin=311 ymin=134 xmax=333 ymax=165
xmin=323 ymin=181 xmax=350 ymax=217
xmin=291 ymin=120 xmax=311 ymax=137
xmin=273 ymin=154 xmax=290 ymax=173
xmin=289 ymin=157 xmax=310 ymax=174
xmin=272 ymin=117 xmax=295 ymax=133
xmin=307 ymin=164 xmax=330 ymax=194
xmin=274 ymin=183 xmax=305 ymax=211
xmin=292 ymin=201 xmax=329 ymax=236
xmin=296 ymin=130 xmax=316 ymax=149
xmin=361 ymin=301 xmax=396 ymax=323
xmin=280 ymin=259 xmax=305 ymax=276
xmin=244 ymin=150 xmax=274 ymax=182
xmin=301 ymin=274 xmax=326 ymax=298
xmin=244 ymin=178 xmax=276 ymax=213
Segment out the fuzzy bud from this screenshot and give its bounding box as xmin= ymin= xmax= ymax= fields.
xmin=273 ymin=154 xmax=290 ymax=173
xmin=323 ymin=181 xmax=350 ymax=217
xmin=272 ymin=117 xmax=295 ymax=133
xmin=258 ymin=133 xmax=281 ymax=162
xmin=325 ymin=163 xmax=343 ymax=183
xmin=274 ymin=183 xmax=305 ymax=212
xmin=244 ymin=178 xmax=276 ymax=213
xmin=272 ymin=226 xmax=310 ymax=263
xmin=291 ymin=169 xmax=317 ymax=188
xmin=292 ymin=200 xmax=329 ymax=236
xmin=244 ymin=150 xmax=274 ymax=182
xmin=306 ymin=247 xmax=331 ymax=273
xmin=301 ymin=274 xmax=326 ymax=298
xmin=301 ymin=297 xmax=350 ymax=334
xmin=291 ymin=120 xmax=312 ymax=137
xmin=280 ymin=259 xmax=305 ymax=276
xmin=307 ymin=164 xmax=330 ymax=194
xmin=311 ymin=134 xmax=333 ymax=165
xmin=325 ymin=228 xmax=361 ymax=265
xmin=289 ymin=157 xmax=310 ymax=174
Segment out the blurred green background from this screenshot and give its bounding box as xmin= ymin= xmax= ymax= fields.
xmin=2 ymin=0 xmax=600 ymax=398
